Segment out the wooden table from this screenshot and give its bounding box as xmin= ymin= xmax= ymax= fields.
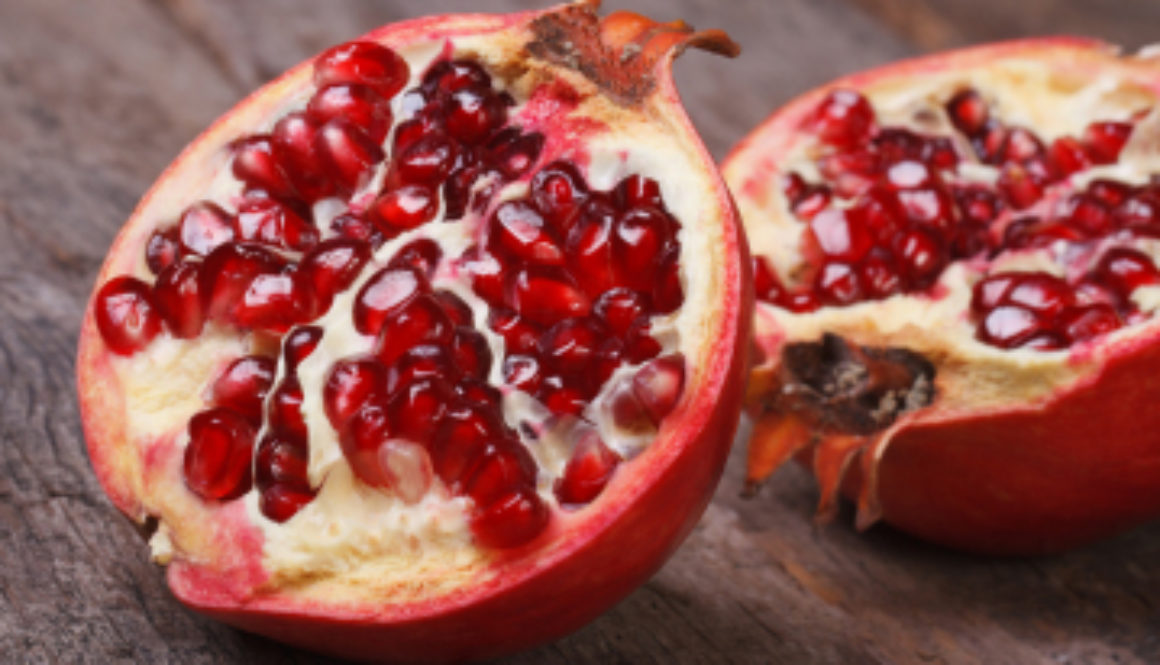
xmin=3 ymin=1 xmax=1160 ymax=662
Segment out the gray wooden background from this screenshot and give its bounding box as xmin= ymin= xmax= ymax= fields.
xmin=3 ymin=1 xmax=1160 ymax=663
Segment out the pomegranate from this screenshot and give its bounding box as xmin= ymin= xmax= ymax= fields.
xmin=75 ymin=3 xmax=749 ymax=661
xmin=723 ymin=38 xmax=1160 ymax=555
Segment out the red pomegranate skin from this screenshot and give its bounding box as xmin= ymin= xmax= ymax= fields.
xmin=76 ymin=3 xmax=750 ymax=661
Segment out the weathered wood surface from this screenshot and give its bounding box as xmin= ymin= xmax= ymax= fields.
xmin=2 ymin=0 xmax=1159 ymax=663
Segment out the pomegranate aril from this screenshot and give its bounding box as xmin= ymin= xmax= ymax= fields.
xmin=566 ymin=200 xmax=619 ymax=298
xmin=1049 ymin=136 xmax=1091 ymax=177
xmin=946 ymin=88 xmax=989 ymax=136
xmin=234 ymin=197 xmax=319 ymax=252
xmin=977 ymin=305 xmax=1044 ymax=348
xmin=1116 ymin=193 xmax=1160 ymax=229
xmin=653 ymin=247 xmax=683 ymax=315
xmin=1002 ymin=127 xmax=1045 ymax=162
xmin=434 ymin=289 xmax=473 ymax=326
xmin=623 ymin=320 xmax=662 ymax=364
xmin=972 ymin=273 xmax=1019 ymax=313
xmin=313 ymin=41 xmax=409 ymax=100
xmin=232 ymin=271 xmax=315 ymax=333
xmin=614 ymin=207 xmax=672 ymax=291
xmin=895 ymin=187 xmax=955 ymax=233
xmin=95 ymin=276 xmax=163 ymax=355
xmin=324 ymin=357 xmax=389 ymax=430
xmin=308 ymin=84 xmax=392 ymax=144
xmin=811 ymin=89 xmax=876 ymax=147
xmin=955 ymin=186 xmax=1003 ymax=226
xmin=815 ymin=261 xmax=863 ymax=306
xmin=458 ymin=380 xmax=502 ymax=412
xmin=451 ymin=328 xmax=493 ymax=381
xmin=490 ymin=200 xmax=565 ymax=267
xmin=616 ymin=174 xmax=664 ymax=210
xmin=1093 ymin=247 xmax=1160 ymax=296
xmin=395 ymin=132 xmax=457 ymax=186
xmin=540 ymin=318 xmax=602 ymax=377
xmin=211 ymin=355 xmax=275 ymax=424
xmin=383 ymin=238 xmax=441 ymax=279
xmin=790 ymin=184 xmax=831 ymax=221
xmin=422 ymin=59 xmax=491 ymax=98
xmin=632 ymin=354 xmax=685 ymax=425
xmin=508 ymin=268 xmax=592 ymax=326
xmin=885 ymin=160 xmax=935 ymax=190
xmin=388 ymin=344 xmax=453 ymax=391
xmin=489 ymin=130 xmax=544 ymax=179
xmin=446 ymin=86 xmax=507 ymax=144
xmin=200 ymin=243 xmax=285 ymax=323
xmin=1021 ymin=333 xmax=1068 ymax=351
xmin=299 ymin=237 xmax=372 ymax=312
xmin=255 ymin=432 xmax=311 ymax=491
xmin=593 ymin=339 xmax=625 ymax=385
xmin=431 ymin=404 xmax=504 ymax=488
xmin=372 ymin=185 xmax=439 ymax=233
xmin=232 ymin=135 xmax=297 ymax=200
xmin=503 ymin=354 xmax=543 ymax=394
xmin=283 ymin=326 xmax=323 ymax=372
xmin=389 ymin=377 xmax=452 ymax=442
xmin=470 ymin=486 xmax=548 ymax=549
xmin=379 ymin=439 xmax=435 ymax=504
xmin=594 ymin=288 xmax=648 ymax=337
xmin=859 ymin=254 xmax=903 ymax=299
xmin=260 ymin=484 xmax=316 ymax=523
xmin=894 ymin=228 xmax=946 ymax=288
xmin=1062 ymin=304 xmax=1121 ymax=342
xmin=153 ymin=260 xmax=205 ymax=338
xmin=342 ymin=396 xmax=395 ymax=486
xmin=753 ymin=257 xmax=785 ymax=304
xmin=463 ymin=246 xmax=505 ymax=305
xmin=269 ymin=376 xmax=308 ymax=440
xmin=540 ymin=378 xmax=588 ymax=416
xmin=1059 ymin=194 xmax=1112 ymax=236
xmin=489 ymin=309 xmax=541 ymax=355
xmin=330 ymin=212 xmax=383 ymax=246
xmin=818 ymin=150 xmax=880 ymax=198
xmin=1004 ymin=272 xmax=1072 ymax=321
xmin=179 ymin=201 xmax=235 ymax=256
xmin=784 ymin=290 xmax=821 ymax=313
xmin=1074 ymin=278 xmax=1122 ymax=309
xmin=315 ymin=118 xmax=384 ymax=195
xmin=555 ymin=430 xmax=620 ymax=505
xmin=145 ymin=226 xmax=183 ymax=275
xmin=183 ymin=407 xmax=255 ymax=501
xmin=531 ymin=161 xmax=589 ymax=232
xmin=972 ymin=121 xmax=1010 ymax=165
xmin=810 ymin=208 xmax=873 ymax=262
xmin=353 ymin=265 xmax=426 ymax=335
xmin=374 ymin=294 xmax=454 ymax=366
xmin=1084 ymin=121 xmax=1133 ymax=164
xmin=1087 ymin=179 xmax=1132 ymax=208
xmin=271 ymin=112 xmax=333 ymax=202
xmin=463 ymin=441 xmax=537 ymax=507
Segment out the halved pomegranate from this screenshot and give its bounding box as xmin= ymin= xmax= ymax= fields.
xmin=75 ymin=2 xmax=749 ymax=661
xmin=724 ymin=38 xmax=1160 ymax=555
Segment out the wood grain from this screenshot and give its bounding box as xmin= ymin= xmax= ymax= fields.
xmin=2 ymin=0 xmax=1158 ymax=663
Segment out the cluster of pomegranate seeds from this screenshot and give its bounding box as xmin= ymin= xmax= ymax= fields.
xmin=96 ymin=40 xmax=690 ymax=548
xmin=760 ymin=85 xmax=1154 ymax=352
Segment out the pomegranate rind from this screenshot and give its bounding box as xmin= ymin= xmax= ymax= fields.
xmin=724 ymin=38 xmax=1160 ymax=554
xmin=77 ymin=2 xmax=749 ymax=661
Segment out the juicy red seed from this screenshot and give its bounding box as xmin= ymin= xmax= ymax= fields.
xmin=271 ymin=112 xmax=333 ymax=203
xmin=859 ymin=254 xmax=903 ymax=299
xmin=614 ymin=207 xmax=672 ymax=291
xmin=435 ymin=290 xmax=473 ymax=326
xmin=1093 ymin=247 xmax=1160 ymax=296
xmin=894 ymin=229 xmax=945 ymax=287
xmin=200 ymin=243 xmax=286 ymax=322
xmin=977 ymin=305 xmax=1044 ymax=348
xmin=566 ymin=200 xmax=618 ymax=298
xmin=389 ymin=377 xmax=452 ymax=441
xmin=1062 ymin=304 xmax=1122 ymax=342
xmin=374 ymin=294 xmax=454 ymax=367
xmin=850 ymin=188 xmax=902 ymax=241
xmin=782 ymin=172 xmax=807 ymax=203
xmin=443 ymin=162 xmax=482 ymax=221
xmin=232 ymin=135 xmax=296 ymax=200
xmin=1116 ymin=194 xmax=1160 ymax=229
xmin=541 ymin=318 xmax=602 ymax=377
xmin=955 ymin=186 xmax=1003 ymax=225
xmin=299 ymin=237 xmax=372 ymax=311
xmin=1060 ymin=194 xmax=1112 ymax=235
xmin=811 ymin=88 xmax=876 ymax=147
xmin=383 ymin=239 xmax=442 ymax=281
xmin=884 ymin=160 xmax=935 ymax=190
xmin=232 ymin=271 xmax=315 ymax=333
xmin=451 ymin=328 xmax=493 ymax=381
xmin=1003 ymin=127 xmax=1045 ymax=162
xmin=1074 ymin=278 xmax=1122 ymax=308
xmin=446 ymin=86 xmax=507 ymax=144
xmin=470 ymin=486 xmax=548 ymax=549
xmin=255 ymin=432 xmax=311 ymax=491
xmin=540 ymin=378 xmax=588 ymax=416
xmin=790 ymin=185 xmax=831 ymax=221
xmin=153 ymin=260 xmax=205 ymax=338
xmin=313 ymin=41 xmax=409 ymax=99
xmin=463 ymin=246 xmax=505 ymax=305
xmin=422 ymin=59 xmax=491 ymax=98
xmin=1084 ymin=121 xmax=1133 ymax=164
xmin=210 ymin=355 xmax=275 ymax=424
xmin=532 ymin=161 xmax=589 ymax=231
xmin=815 ymin=262 xmax=863 ymax=306
xmin=283 ymin=326 xmax=323 ymax=372
xmin=396 ymin=132 xmax=457 ymax=186
xmin=616 ymin=174 xmax=663 ymax=210
xmin=341 ymin=396 xmax=395 ymax=486
xmin=1049 ymin=136 xmax=1091 ymax=176
xmin=972 ymin=121 xmax=1010 ymax=165
xmin=1088 ymin=179 xmax=1133 ymax=208
xmin=353 ymin=265 xmax=426 ymax=335
xmin=372 ymin=185 xmax=439 ymax=232
xmin=269 ymin=378 xmax=307 ymax=441
xmin=818 ymin=150 xmax=880 ymax=198
xmin=555 ymin=431 xmax=620 ymax=505
xmin=146 ymin=226 xmax=183 ymax=275
xmin=503 ymin=354 xmax=543 ymax=393
xmin=431 ymin=404 xmax=504 ymax=488
xmin=593 ymin=338 xmax=624 ymax=385
xmin=183 ymin=407 xmax=255 ymax=500
xmin=179 ymin=201 xmax=235 ymax=256
xmin=895 ymin=187 xmax=955 ymax=233
xmin=623 ymin=321 xmax=662 ymax=364
xmin=926 ymin=137 xmax=960 ymax=169
xmin=260 ymin=484 xmax=316 ymax=523
xmin=388 ymin=344 xmax=453 ymax=391
xmin=489 ymin=309 xmax=541 ymax=355
xmin=324 ymin=357 xmax=389 ymax=430
xmin=490 ymin=130 xmax=544 ymax=179
xmin=753 ymin=257 xmax=786 ymax=304
xmin=1022 ymin=333 xmax=1068 ymax=351
xmin=308 ymin=84 xmax=392 ymax=144
xmin=463 ymin=441 xmax=537 ymax=507
xmin=633 ymin=354 xmax=685 ymax=425
xmin=653 ymin=248 xmax=683 ymax=315
xmin=508 ymin=268 xmax=592 ymax=326
xmin=491 ymin=200 xmax=565 ymax=266
xmin=971 ymin=273 xmax=1019 ymax=313
xmin=330 ymin=212 xmax=383 ymax=246
xmin=1003 ymin=272 xmax=1072 ymax=321
xmin=946 ymin=88 xmax=989 ymax=136
xmin=94 ymin=276 xmax=163 ymax=355
xmin=234 ymin=197 xmax=318 ymax=252
xmin=810 ymin=208 xmax=873 ymax=262
xmin=315 ymin=118 xmax=384 ymax=195
xmin=594 ymin=288 xmax=648 ymax=337
xmin=949 ymin=224 xmax=991 ymax=260
xmin=784 ymin=290 xmax=821 ymax=313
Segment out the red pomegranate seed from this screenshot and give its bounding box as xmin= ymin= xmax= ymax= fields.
xmin=948 ymin=222 xmax=992 ymax=259
xmin=1084 ymin=121 xmax=1133 ymax=164
xmin=1074 ymin=278 xmax=1122 ymax=309
xmin=955 ymin=186 xmax=1003 ymax=226
xmin=431 ymin=403 xmax=504 ymax=488
xmin=531 ymin=161 xmax=589 ymax=233
xmin=566 ymin=200 xmax=618 ymax=298
xmin=283 ymin=326 xmax=322 ymax=372
xmin=623 ymin=320 xmax=662 ymax=363
xmin=555 ymin=430 xmax=620 ymax=505
xmin=260 ymin=484 xmax=316 ymax=523
xmin=815 ymin=261 xmax=863 ymax=306
xmin=353 ymin=265 xmax=426 ymax=335
xmin=463 ymin=441 xmax=537 ymax=507
xmin=971 ymin=273 xmax=1018 ymax=313
xmin=372 ymin=184 xmax=439 ymax=233
xmin=183 ymin=407 xmax=255 ymax=500
xmin=271 ymin=112 xmax=333 ymax=203
xmin=308 ymin=84 xmax=393 ymax=144
xmin=632 ymin=354 xmax=685 ymax=425
xmin=895 ymin=187 xmax=955 ymax=234
xmin=330 ymin=212 xmax=383 ymax=246
xmin=790 ymin=184 xmax=831 ymax=221
xmin=614 ymin=207 xmax=673 ymax=291
xmin=396 ymin=132 xmax=457 ymax=186
xmin=232 ymin=135 xmax=297 ymax=200
xmin=489 ymin=309 xmax=541 ymax=355
xmin=1093 ymin=247 xmax=1160 ymax=296
xmin=389 ymin=377 xmax=452 ymax=441
xmin=977 ymin=305 xmax=1044 ymax=348
xmin=859 ymin=253 xmax=903 ymax=299
xmin=784 ymin=290 xmax=821 ymax=313
xmin=752 ymin=257 xmax=785 ymax=305
xmin=232 ymin=271 xmax=315 ymax=333
xmin=200 ymin=243 xmax=285 ymax=323
xmin=154 ymin=260 xmax=205 ymax=338
xmin=653 ymin=247 xmax=683 ymax=315
xmin=269 ymin=376 xmax=308 ymax=440
xmin=469 ymin=486 xmax=548 ymax=549
xmin=443 ymin=159 xmax=482 ymax=221
xmin=179 ymin=201 xmax=235 ymax=256
xmin=925 ymin=137 xmax=959 ymax=169
xmin=1022 ymin=333 xmax=1068 ymax=351
xmin=811 ymin=89 xmax=876 ymax=147
xmin=540 ymin=377 xmax=588 ymax=415
xmin=446 ymin=87 xmax=507 ymax=144
xmin=316 ymin=117 xmax=385 ymax=195
xmin=388 ymin=238 xmax=443 ymax=278
xmin=145 ymin=226 xmax=183 ymax=275
xmin=809 ymin=208 xmax=873 ymax=262
xmin=782 ymin=172 xmax=807 ymax=203
xmin=594 ymin=288 xmax=648 ymax=337
xmin=435 ymin=290 xmax=474 ymax=326
xmin=421 ymin=59 xmax=491 ymax=98
xmin=1062 ymin=304 xmax=1121 ymax=342
xmin=616 ymin=174 xmax=664 ymax=210
xmin=299 ymin=237 xmax=372 ymax=311
xmin=341 ymin=396 xmax=395 ymax=486
xmin=849 ymin=188 xmax=903 ymax=242
xmin=94 ymin=276 xmax=163 ymax=355
xmin=388 ymin=344 xmax=453 ymax=391
xmin=255 ymin=431 xmax=311 ymax=491
xmin=1048 ymin=136 xmax=1091 ymax=177
xmin=884 ymin=160 xmax=935 ymax=190
xmin=463 ymin=246 xmax=506 ymax=305
xmin=313 ymin=41 xmax=409 ymax=100
xmin=1004 ymin=272 xmax=1072 ymax=321
xmin=489 ymin=130 xmax=544 ymax=179
xmin=540 ymin=318 xmax=602 ymax=377
xmin=503 ymin=354 xmax=543 ymax=393
xmin=491 ymin=200 xmax=566 ymax=267
xmin=451 ymin=328 xmax=493 ymax=381
xmin=946 ymin=88 xmax=989 ymax=136
xmin=1059 ymin=194 xmax=1112 ymax=236
xmin=1115 ymin=193 xmax=1160 ymax=229
xmin=895 ymin=228 xmax=946 ymax=287
xmin=234 ymin=197 xmax=319 ymax=252
xmin=818 ymin=150 xmax=880 ymax=198
xmin=1087 ymin=179 xmax=1132 ymax=208
xmin=210 ymin=355 xmax=275 ymax=424
xmin=593 ymin=338 xmax=625 ymax=386
xmin=379 ymin=439 xmax=435 ymax=504
xmin=374 ymin=294 xmax=454 ymax=367
xmin=1003 ymin=127 xmax=1045 ymax=162
xmin=324 ymin=357 xmax=388 ymax=430
xmin=972 ymin=121 xmax=1010 ymax=165
xmin=508 ymin=268 xmax=591 ymax=326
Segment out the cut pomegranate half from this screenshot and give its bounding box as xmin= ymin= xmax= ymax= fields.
xmin=724 ymin=38 xmax=1160 ymax=555
xmin=76 ymin=3 xmax=748 ymax=662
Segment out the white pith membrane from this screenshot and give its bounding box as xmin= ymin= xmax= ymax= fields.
xmin=99 ymin=31 xmax=724 ymax=599
xmin=724 ymin=45 xmax=1160 ymax=524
